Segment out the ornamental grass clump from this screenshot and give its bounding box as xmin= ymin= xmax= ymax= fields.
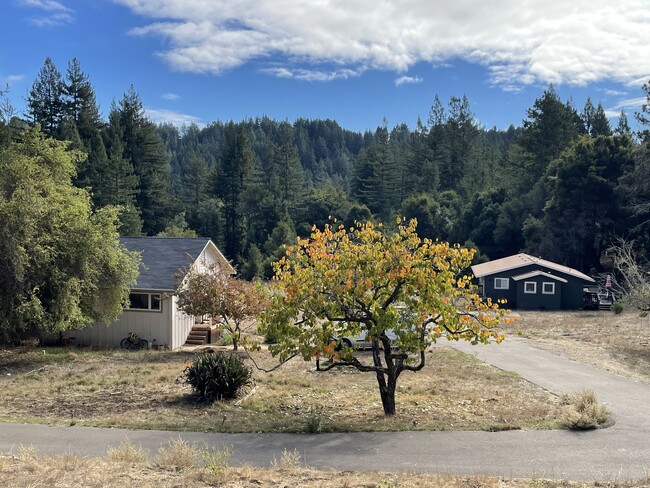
xmin=184 ymin=352 xmax=252 ymax=402
xmin=562 ymin=389 xmax=610 ymax=430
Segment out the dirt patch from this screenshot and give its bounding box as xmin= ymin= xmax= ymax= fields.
xmin=0 ymin=345 xmax=564 ymax=433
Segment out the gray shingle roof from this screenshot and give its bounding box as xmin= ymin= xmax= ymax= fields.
xmin=471 ymin=253 xmax=594 ymax=283
xmin=120 ymin=237 xmax=212 ymax=291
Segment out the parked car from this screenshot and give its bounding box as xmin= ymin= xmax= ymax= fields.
xmin=333 ymin=329 xmax=398 ymax=350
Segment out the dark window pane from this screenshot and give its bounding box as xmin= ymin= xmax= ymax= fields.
xmin=129 ymin=293 xmax=149 ymax=309
xmin=151 ymin=294 xmax=161 ymax=310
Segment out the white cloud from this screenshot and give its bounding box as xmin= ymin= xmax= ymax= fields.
xmin=113 ymin=0 xmax=650 ymax=90
xmin=604 ymin=96 xmax=647 ymax=118
xmin=161 ymin=92 xmax=181 ymax=101
xmin=18 ymin=0 xmax=74 ymax=25
xmin=395 ymin=75 xmax=423 ymax=87
xmin=603 ymin=89 xmax=627 ymax=97
xmin=261 ymin=67 xmax=363 ymax=82
xmin=144 ymin=107 xmax=204 ymax=127
xmin=18 ymin=0 xmax=71 ymax=11
xmin=1 ymin=74 xmax=25 ymax=86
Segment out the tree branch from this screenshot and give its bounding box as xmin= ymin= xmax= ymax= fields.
xmin=243 ymin=346 xmax=300 ymax=373
xmin=316 ymin=355 xmax=382 ymax=373
xmin=401 ymin=349 xmax=426 ymax=372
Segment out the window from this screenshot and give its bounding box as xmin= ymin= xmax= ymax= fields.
xmin=494 ymin=278 xmax=509 ymax=290
xmin=128 ymin=293 xmax=162 ymax=311
xmin=524 ymin=282 xmax=537 ymax=294
xmin=542 ymin=282 xmax=555 ymax=295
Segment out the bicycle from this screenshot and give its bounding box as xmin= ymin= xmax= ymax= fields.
xmin=120 ymin=332 xmax=149 ymax=350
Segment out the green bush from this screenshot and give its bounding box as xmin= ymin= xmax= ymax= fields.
xmin=263 ymin=327 xmax=281 ymax=344
xmin=217 ymin=330 xmax=234 ymax=346
xmin=611 ymin=301 xmax=624 ymax=314
xmin=184 ymin=353 xmax=252 ymax=402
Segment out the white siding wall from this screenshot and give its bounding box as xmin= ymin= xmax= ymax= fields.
xmin=69 ymin=296 xmax=173 ymax=348
xmin=69 ymin=243 xmax=223 ymax=349
xmin=170 ymin=295 xmax=195 ymax=349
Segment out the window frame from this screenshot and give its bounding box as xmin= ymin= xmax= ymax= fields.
xmin=127 ymin=292 xmax=162 ymax=312
xmin=523 ymin=281 xmax=537 ymax=294
xmin=542 ymin=282 xmax=555 ymax=295
xmin=494 ymin=277 xmax=509 ymax=290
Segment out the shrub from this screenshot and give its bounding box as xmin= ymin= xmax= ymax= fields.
xmin=305 ymin=407 xmax=323 ymax=433
xmin=17 ymin=445 xmax=38 ymax=461
xmin=271 ymin=448 xmax=301 ymax=470
xmin=106 ymin=439 xmax=149 ymax=464
xmin=156 ymin=438 xmax=198 ymax=470
xmin=217 ymin=331 xmax=234 ymax=347
xmin=184 ymin=352 xmax=252 ymax=401
xmin=263 ymin=326 xmax=280 ymax=344
xmin=561 ymin=389 xmax=610 ymax=430
xmin=611 ymin=301 xmax=624 ymax=314
xmin=202 ymin=446 xmax=232 ymax=476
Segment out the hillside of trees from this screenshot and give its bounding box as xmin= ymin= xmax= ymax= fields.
xmin=2 ymin=57 xmax=649 ymax=282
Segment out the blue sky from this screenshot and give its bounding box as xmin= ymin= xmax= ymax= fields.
xmin=1 ymin=0 xmax=649 ymax=133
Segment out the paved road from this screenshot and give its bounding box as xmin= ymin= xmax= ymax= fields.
xmin=1 ymin=337 xmax=648 ymax=481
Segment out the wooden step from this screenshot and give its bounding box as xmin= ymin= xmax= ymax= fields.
xmin=192 ymin=324 xmax=212 ymax=331
xmin=184 ymin=325 xmax=213 ymax=346
xmin=188 ymin=331 xmax=209 ymax=337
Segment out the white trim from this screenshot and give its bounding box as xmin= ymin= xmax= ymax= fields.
xmin=512 ymin=270 xmax=568 ymax=283
xmin=202 ymin=240 xmax=236 ymax=275
xmin=494 ymin=277 xmax=509 ymax=290
xmin=127 ymin=292 xmax=163 ymax=312
xmin=542 ymin=282 xmax=555 ymax=295
xmin=524 ymin=281 xmax=537 ymax=294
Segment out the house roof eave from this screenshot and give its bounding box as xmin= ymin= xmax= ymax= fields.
xmin=471 ymin=253 xmax=595 ymax=283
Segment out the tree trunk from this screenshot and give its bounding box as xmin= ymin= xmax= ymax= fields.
xmin=231 ymin=336 xmax=238 ymax=351
xmin=376 ymin=370 xmax=397 ymax=416
xmin=371 ymin=339 xmax=398 ymax=416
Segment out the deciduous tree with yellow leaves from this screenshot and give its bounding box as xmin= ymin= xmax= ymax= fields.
xmin=261 ymin=218 xmax=509 ymax=416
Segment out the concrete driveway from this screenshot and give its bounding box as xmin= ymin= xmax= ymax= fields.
xmin=0 ymin=337 xmax=648 ymax=481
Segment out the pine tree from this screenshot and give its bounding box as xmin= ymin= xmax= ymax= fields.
xmin=115 ymin=87 xmax=176 ymax=234
xmin=180 ymin=153 xmax=209 ymax=208
xmin=76 ymin=129 xmax=109 ymax=206
xmin=440 ymin=96 xmax=478 ymax=193
xmin=406 ymin=117 xmax=438 ymax=194
xmin=26 ymin=57 xmax=65 ymax=137
xmin=536 ymin=135 xmax=633 ymax=271
xmin=104 ymin=109 xmax=142 ymax=235
xmin=217 ymin=123 xmax=254 ymax=263
xmin=273 ymin=122 xmax=304 ymax=205
xmin=352 ymin=125 xmax=399 ymax=216
xmin=615 ymin=111 xmax=632 ymax=137
xmin=581 ymin=97 xmax=596 ymax=135
xmin=591 ymin=103 xmax=612 ymax=137
xmin=514 ymin=86 xmax=583 ymax=188
xmin=636 ymin=81 xmax=650 ymax=143
xmin=63 ymin=58 xmax=102 ymax=144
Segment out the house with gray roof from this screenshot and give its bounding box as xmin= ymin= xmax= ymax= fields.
xmin=68 ymin=237 xmax=234 ymax=349
xmin=471 ymin=253 xmax=595 ymax=310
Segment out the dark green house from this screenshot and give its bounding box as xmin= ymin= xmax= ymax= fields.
xmin=471 ymin=253 xmax=595 ymax=310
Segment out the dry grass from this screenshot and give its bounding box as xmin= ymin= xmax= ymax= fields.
xmin=561 ymin=390 xmax=610 ymax=430
xmin=1 ymin=449 xmax=649 ymax=488
xmin=504 ymin=311 xmax=650 ymax=382
xmin=156 ymin=438 xmax=199 ymax=470
xmin=106 ymin=439 xmax=149 ymax=463
xmin=0 ymin=345 xmax=564 ymax=432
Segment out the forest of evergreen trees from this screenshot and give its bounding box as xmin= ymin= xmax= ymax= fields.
xmin=1 ymin=57 xmax=649 ymax=282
